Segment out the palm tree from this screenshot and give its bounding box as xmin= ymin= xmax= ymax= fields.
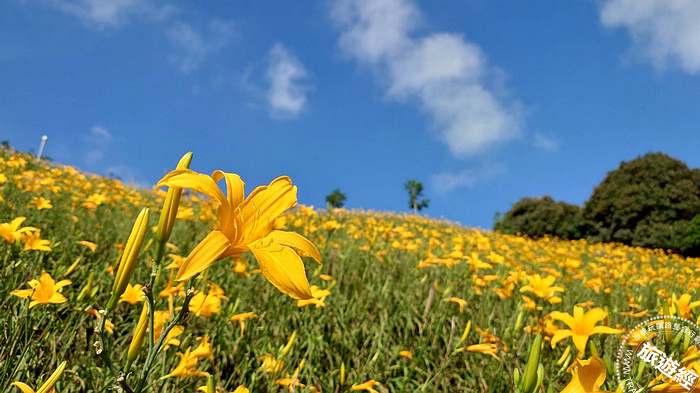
xmin=405 ymin=179 xmax=429 ymax=214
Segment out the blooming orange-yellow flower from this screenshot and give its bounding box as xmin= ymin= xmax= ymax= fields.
xmin=297 ymin=285 xmax=331 ymax=308
xmin=350 ymin=380 xmax=381 ymax=393
xmin=0 ymin=217 xmax=35 ymax=244
xmin=230 ymin=312 xmax=258 ymax=335
xmin=162 ymin=347 xmax=210 ymax=380
xmin=10 ymin=271 xmax=70 ymax=308
xmin=560 ymin=357 xmax=612 ymax=393
xmin=77 ymin=240 xmax=98 ymax=252
xmin=157 ymin=170 xmax=321 ymax=299
xmin=119 ymin=283 xmax=144 ymax=304
xmin=444 ymin=297 xmax=468 ymax=312
xmin=28 ymin=196 xmax=52 ymax=210
xmin=20 ymin=230 xmax=52 ymax=252
xmin=520 ymin=274 xmax=564 ymax=303
xmin=550 ymin=306 xmax=622 ymax=358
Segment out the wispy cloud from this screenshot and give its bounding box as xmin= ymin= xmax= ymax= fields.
xmin=84 ymin=124 xmax=111 ymax=164
xmin=431 ymin=162 xmax=506 ymax=193
xmin=265 ymin=43 xmax=310 ymax=119
xmin=331 ymin=0 xmax=522 ymax=157
xmin=166 ymin=19 xmax=236 ymax=73
xmin=45 ymin=0 xmax=175 ymax=29
xmin=533 ymin=133 xmax=558 ymax=151
xmin=601 ymin=0 xmax=700 ymax=74
xmin=90 ymin=125 xmax=111 ymax=139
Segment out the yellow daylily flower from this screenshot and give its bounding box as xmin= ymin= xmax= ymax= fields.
xmin=11 ymin=361 xmax=67 ymax=393
xmin=350 ymin=380 xmax=381 ymax=393
xmin=549 ymin=306 xmax=622 ymax=357
xmin=560 ymin=357 xmax=613 ymax=393
xmin=520 ymin=274 xmax=565 ymax=301
xmin=230 ymin=312 xmax=258 ymax=335
xmin=20 ymin=230 xmax=52 ymax=252
xmin=77 ymin=240 xmax=98 ymax=252
xmin=119 ymin=283 xmax=144 ymax=304
xmin=157 ymin=169 xmax=322 ymax=300
xmin=10 ymin=271 xmax=71 ymax=308
xmin=0 ymin=217 xmax=36 ymax=244
xmin=297 ymin=285 xmax=331 ymax=307
xmin=444 ymin=297 xmax=468 ymax=312
xmin=162 ymin=347 xmax=210 ymax=380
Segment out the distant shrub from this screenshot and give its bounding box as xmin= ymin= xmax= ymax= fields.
xmin=495 ymin=196 xmax=581 ymax=239
xmin=580 ymin=152 xmax=700 ymax=252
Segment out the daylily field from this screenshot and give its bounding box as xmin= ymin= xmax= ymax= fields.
xmin=2 ymin=147 xmax=700 ymax=392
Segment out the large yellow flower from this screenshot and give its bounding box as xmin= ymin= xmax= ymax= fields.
xmin=157 ymin=169 xmax=321 ymax=300
xmin=550 ymin=306 xmax=622 ymax=358
xmin=560 ymin=357 xmax=612 ymax=393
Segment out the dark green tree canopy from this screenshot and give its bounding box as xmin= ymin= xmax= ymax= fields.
xmin=325 ymin=188 xmax=347 ymax=209
xmin=405 ymin=179 xmax=429 ymax=213
xmin=494 ymin=196 xmax=581 ymax=239
xmin=581 ymin=152 xmax=700 ymax=250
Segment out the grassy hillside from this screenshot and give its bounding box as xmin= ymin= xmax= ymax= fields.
xmin=1 ymin=147 xmax=699 ymax=392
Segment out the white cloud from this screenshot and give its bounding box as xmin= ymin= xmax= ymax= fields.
xmin=601 ymin=0 xmax=700 ymax=74
xmin=331 ymin=0 xmax=521 ymax=156
xmin=166 ymin=19 xmax=236 ymax=73
xmin=90 ymin=125 xmax=111 ymax=139
xmin=431 ymin=162 xmax=506 ymax=193
xmin=83 ymin=125 xmax=111 ymax=164
xmin=266 ymin=43 xmax=310 ymax=119
xmin=533 ymin=133 xmax=558 ymax=151
xmin=47 ymin=0 xmax=175 ymax=29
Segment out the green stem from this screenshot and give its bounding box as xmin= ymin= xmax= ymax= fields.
xmin=96 ymin=310 xmax=134 ymax=393
xmin=134 ymin=289 xmax=194 ymax=393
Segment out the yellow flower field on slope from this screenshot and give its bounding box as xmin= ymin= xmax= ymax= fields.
xmin=2 ymin=147 xmax=700 ymax=392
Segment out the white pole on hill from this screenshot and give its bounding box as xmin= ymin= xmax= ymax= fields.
xmin=36 ymin=135 xmax=48 ymax=161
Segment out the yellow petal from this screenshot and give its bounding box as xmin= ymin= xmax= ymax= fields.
xmin=561 ymin=357 xmax=607 ymax=393
xmin=267 ymin=230 xmax=322 ymax=264
xmin=549 ymin=311 xmax=577 ymax=330
xmin=10 ymin=382 xmax=35 ymax=393
xmin=590 ymin=326 xmax=623 ymax=335
xmin=157 ymin=169 xmax=227 ymax=208
xmin=176 ymin=231 xmax=231 ymax=282
xmin=212 ymin=170 xmax=245 ymax=209
xmin=250 ymin=240 xmax=312 ymax=300
xmin=551 ymin=330 xmax=574 ymax=348
xmin=240 ymin=177 xmax=296 ymax=236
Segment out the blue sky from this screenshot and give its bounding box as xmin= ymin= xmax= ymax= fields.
xmin=4 ymin=0 xmax=700 ymax=229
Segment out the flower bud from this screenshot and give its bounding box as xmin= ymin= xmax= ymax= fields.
xmin=127 ymin=304 xmax=149 ymax=364
xmin=107 ymin=208 xmax=150 ymax=311
xmin=519 ymin=335 xmax=542 ymax=393
xmin=156 ymin=152 xmax=192 ymax=245
xmin=280 ymin=331 xmax=296 ymax=358
xmin=340 ymin=361 xmax=345 ymax=386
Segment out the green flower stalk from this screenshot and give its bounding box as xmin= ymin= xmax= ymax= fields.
xmin=106 ymin=207 xmax=150 ymax=311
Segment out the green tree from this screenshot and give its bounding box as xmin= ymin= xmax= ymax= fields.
xmin=325 ymin=188 xmax=347 ymax=210
xmin=581 ymin=152 xmax=700 ymax=252
xmin=494 ymin=196 xmax=581 ymax=239
xmin=405 ymin=179 xmax=429 ymax=214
